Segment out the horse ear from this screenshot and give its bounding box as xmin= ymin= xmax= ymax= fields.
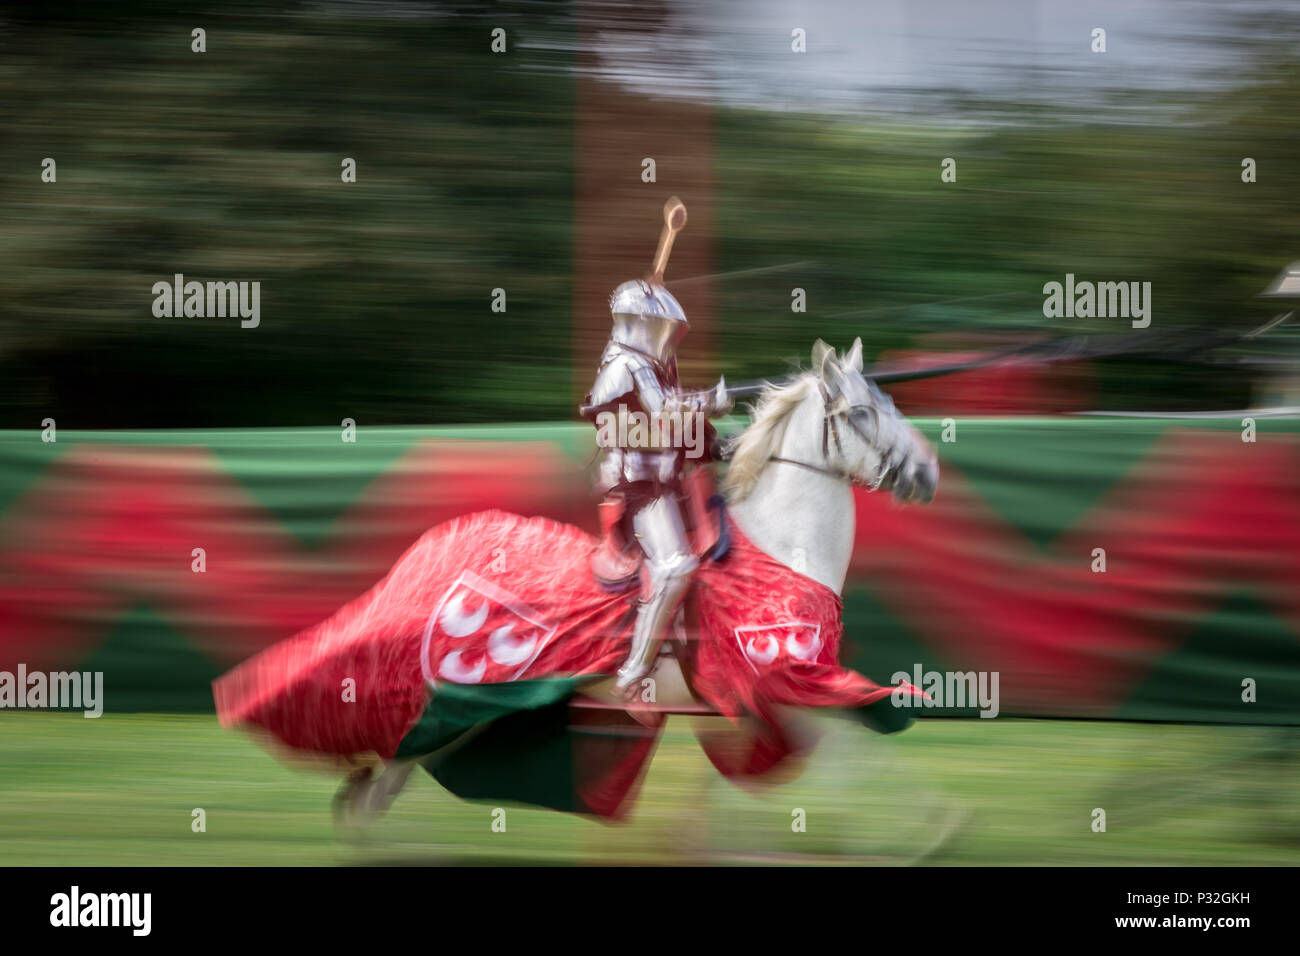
xmin=812 ymin=339 xmax=835 ymax=380
xmin=845 ymin=337 xmax=864 ymax=372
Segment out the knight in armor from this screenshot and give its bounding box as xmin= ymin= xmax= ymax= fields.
xmin=580 ymin=198 xmax=731 ymax=695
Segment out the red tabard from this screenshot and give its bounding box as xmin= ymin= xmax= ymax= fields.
xmin=214 ymin=509 xmax=913 ymax=806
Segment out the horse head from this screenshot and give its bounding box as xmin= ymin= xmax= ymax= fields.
xmin=810 ymin=338 xmax=938 ymax=504
xmin=723 ymin=339 xmax=938 ymax=506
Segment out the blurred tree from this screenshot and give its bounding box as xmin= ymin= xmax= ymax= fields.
xmin=0 ymin=2 xmax=1295 ymax=425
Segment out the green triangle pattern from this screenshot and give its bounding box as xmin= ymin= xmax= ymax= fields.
xmin=209 ymin=427 xmax=422 ymax=547
xmin=915 ymin=418 xmax=1161 ymax=550
xmin=1114 ymin=590 xmax=1300 ymax=724
xmin=0 ymin=436 xmax=67 ymax=521
xmin=76 ymin=605 xmax=225 ymax=713
xmin=842 ymin=584 xmax=982 ymax=716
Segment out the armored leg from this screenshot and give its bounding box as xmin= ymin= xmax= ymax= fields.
xmin=616 ymin=495 xmax=697 ymax=693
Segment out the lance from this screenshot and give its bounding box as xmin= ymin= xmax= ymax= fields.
xmin=690 ymin=259 xmax=1300 ymax=405
xmin=719 ymin=311 xmax=1295 ymax=403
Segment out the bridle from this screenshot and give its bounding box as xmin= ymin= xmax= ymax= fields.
xmin=766 ymin=379 xmax=902 ymax=490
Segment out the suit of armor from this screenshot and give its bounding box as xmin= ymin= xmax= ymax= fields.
xmin=581 ymin=279 xmax=730 ymax=693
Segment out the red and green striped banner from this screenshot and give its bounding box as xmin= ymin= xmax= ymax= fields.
xmin=1 ymin=418 xmax=1296 ymax=721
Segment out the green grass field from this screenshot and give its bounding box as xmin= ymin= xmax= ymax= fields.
xmin=1 ymin=713 xmax=1296 ymax=865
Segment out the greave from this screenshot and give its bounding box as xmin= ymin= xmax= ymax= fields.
xmin=616 ymin=552 xmax=696 ymax=691
xmin=614 ymin=495 xmax=697 ymax=692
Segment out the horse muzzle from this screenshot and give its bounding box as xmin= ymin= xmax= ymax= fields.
xmin=891 ymin=459 xmax=938 ymax=504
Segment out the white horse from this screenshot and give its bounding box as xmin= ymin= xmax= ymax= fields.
xmin=336 ymin=337 xmax=939 ymax=830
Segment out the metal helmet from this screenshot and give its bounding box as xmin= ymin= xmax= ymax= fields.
xmin=609 ymin=278 xmax=688 ymax=364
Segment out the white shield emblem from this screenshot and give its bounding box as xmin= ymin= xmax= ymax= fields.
xmin=420 ymin=570 xmax=557 ymax=685
xmin=734 ymin=621 xmax=823 ymax=673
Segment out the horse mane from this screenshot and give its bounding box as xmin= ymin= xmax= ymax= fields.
xmin=721 ymin=373 xmax=817 ymax=502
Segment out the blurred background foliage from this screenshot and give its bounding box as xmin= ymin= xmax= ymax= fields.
xmin=1 ymin=1 xmax=1298 ymax=425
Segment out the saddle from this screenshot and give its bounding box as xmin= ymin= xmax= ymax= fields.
xmin=589 ymin=466 xmax=730 ymax=591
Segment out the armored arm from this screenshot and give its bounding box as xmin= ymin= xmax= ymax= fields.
xmin=676 ymin=376 xmax=732 ymax=417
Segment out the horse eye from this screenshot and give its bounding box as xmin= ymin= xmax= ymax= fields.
xmin=849 ymin=408 xmax=875 ymax=430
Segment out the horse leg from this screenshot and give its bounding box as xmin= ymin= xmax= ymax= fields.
xmin=364 ymin=758 xmax=417 ymax=813
xmin=333 ymin=758 xmax=417 ymax=838
xmin=343 ymin=754 xmax=413 ymax=816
